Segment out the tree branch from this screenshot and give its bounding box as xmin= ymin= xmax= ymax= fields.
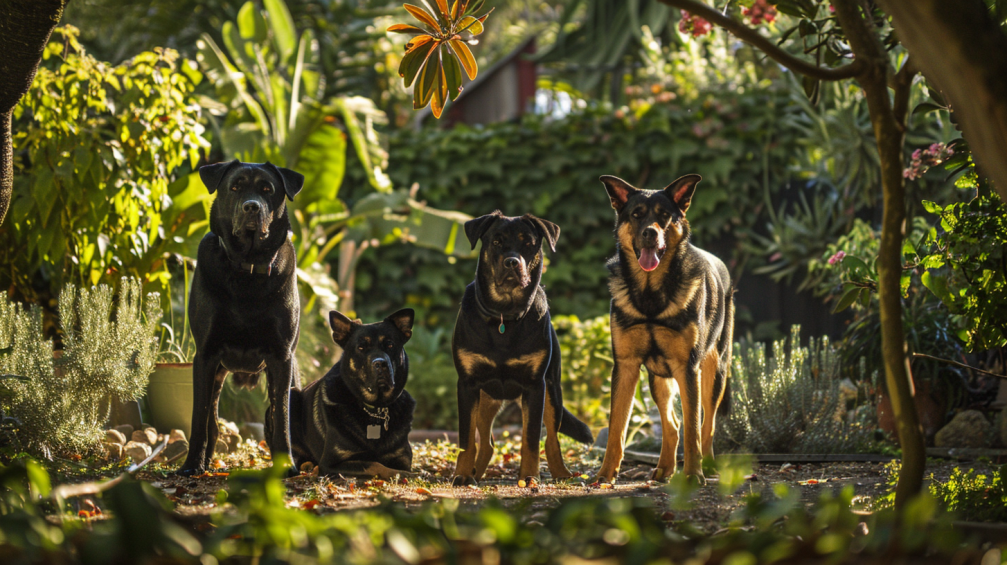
xmin=912 ymin=353 xmax=1007 ymax=380
xmin=656 ymin=0 xmax=865 ymax=81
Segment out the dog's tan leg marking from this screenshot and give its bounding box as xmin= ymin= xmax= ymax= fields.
xmin=544 ymin=387 xmax=574 ymax=480
xmin=596 ymin=324 xmax=648 ymax=482
xmin=505 ymin=351 xmax=548 ymax=374
xmin=655 ymin=324 xmax=704 ymax=482
xmin=457 ymin=349 xmax=496 ymax=374
xmin=453 ymin=395 xmax=480 ymax=479
xmin=649 ymin=375 xmax=680 ymax=481
xmin=701 ymin=349 xmax=721 ymax=460
xmin=473 ymin=391 xmax=501 ymax=480
xmin=518 ymin=398 xmax=541 ymax=480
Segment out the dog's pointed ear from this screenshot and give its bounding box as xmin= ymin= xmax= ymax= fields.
xmin=198 ymin=159 xmax=240 ymax=194
xmin=464 ymin=211 xmax=503 ymax=250
xmin=329 ymin=310 xmax=360 ymax=347
xmin=600 ymin=175 xmax=638 ymax=212
xmin=264 ymin=161 xmax=305 ymax=201
xmin=663 ymin=174 xmax=702 ymax=214
xmin=522 ymin=214 xmax=560 ymax=253
xmin=384 ymin=308 xmax=415 ymax=341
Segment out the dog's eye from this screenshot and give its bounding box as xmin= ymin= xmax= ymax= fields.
xmin=263 ymin=186 xmax=273 ymax=194
xmin=384 ymin=340 xmax=393 ymax=349
xmin=230 ymin=186 xmax=238 ymax=192
xmin=492 ymin=240 xmax=501 ymax=247
xmin=631 ymin=209 xmax=644 ymax=219
xmin=357 ymin=344 xmax=366 ymax=352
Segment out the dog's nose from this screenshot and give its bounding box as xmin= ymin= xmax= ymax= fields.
xmin=504 ymin=257 xmax=520 ymax=269
xmin=642 ymin=226 xmax=658 ymax=241
xmin=243 ymin=201 xmax=261 ymax=214
xmin=372 ymin=358 xmax=389 ymax=371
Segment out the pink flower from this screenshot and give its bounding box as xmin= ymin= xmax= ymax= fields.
xmin=911 ymin=149 xmax=922 ymax=160
xmin=828 ymin=250 xmax=847 ymax=266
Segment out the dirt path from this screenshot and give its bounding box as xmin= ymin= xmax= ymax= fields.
xmin=113 ymin=439 xmax=990 ymax=533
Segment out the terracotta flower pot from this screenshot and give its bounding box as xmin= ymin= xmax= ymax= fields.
xmin=145 ymin=363 xmax=193 ymax=436
xmin=876 ymin=378 xmax=947 ymax=442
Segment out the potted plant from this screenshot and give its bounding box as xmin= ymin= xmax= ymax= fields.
xmin=146 ymin=262 xmax=196 ymax=436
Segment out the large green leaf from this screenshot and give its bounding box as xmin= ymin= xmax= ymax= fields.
xmin=198 ymin=34 xmax=272 ymax=139
xmin=297 ymin=123 xmax=348 ymax=205
xmin=237 ymin=1 xmax=268 ymax=42
xmin=349 ymin=191 xmax=474 ymax=257
xmin=264 ymin=0 xmax=297 ymax=61
xmin=335 ymin=97 xmax=391 ymax=193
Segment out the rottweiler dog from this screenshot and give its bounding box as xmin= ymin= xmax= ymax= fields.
xmin=595 ymin=174 xmax=734 ymax=485
xmin=290 ymin=309 xmax=416 ymax=479
xmin=178 ymin=160 xmax=303 ymax=476
xmin=451 ymin=211 xmax=593 ymax=486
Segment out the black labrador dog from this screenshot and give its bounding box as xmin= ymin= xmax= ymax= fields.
xmin=177 ymin=160 xmax=303 ymax=476
xmin=451 ymin=211 xmax=593 ymax=486
xmin=290 ymin=309 xmax=416 ymax=479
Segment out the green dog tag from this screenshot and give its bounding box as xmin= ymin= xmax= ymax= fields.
xmin=367 ymin=425 xmax=381 ymax=439
xmin=499 ymin=322 xmax=505 ymax=334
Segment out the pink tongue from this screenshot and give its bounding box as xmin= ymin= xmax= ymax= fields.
xmin=639 ymin=248 xmax=660 ymax=272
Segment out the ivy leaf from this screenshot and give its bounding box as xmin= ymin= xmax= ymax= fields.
xmin=921 ymin=270 xmax=954 ymax=307
xmin=912 ymin=102 xmax=944 ymax=116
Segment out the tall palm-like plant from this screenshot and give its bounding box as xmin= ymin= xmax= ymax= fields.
xmin=197 ymin=0 xmax=470 ymax=312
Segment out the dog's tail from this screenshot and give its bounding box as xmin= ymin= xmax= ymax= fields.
xmin=232 ymin=372 xmax=261 ymax=389
xmin=559 ymin=408 xmax=594 ymax=444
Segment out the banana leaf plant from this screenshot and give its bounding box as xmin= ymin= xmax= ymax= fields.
xmin=389 ymin=0 xmax=493 ymax=118
xmin=193 ymin=0 xmax=471 ymax=313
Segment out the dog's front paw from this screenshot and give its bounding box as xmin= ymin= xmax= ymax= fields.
xmin=452 ymin=475 xmax=477 ymax=487
xmin=686 ymin=472 xmax=707 ymax=486
xmin=648 ymin=467 xmax=673 ymax=483
xmin=175 ymin=465 xmax=204 ymax=477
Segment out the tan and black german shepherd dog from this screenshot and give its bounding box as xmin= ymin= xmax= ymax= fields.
xmin=595 ymin=174 xmax=734 ymax=484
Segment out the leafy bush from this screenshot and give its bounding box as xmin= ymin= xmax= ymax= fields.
xmin=2 ymin=26 xmax=209 ymax=306
xmin=404 ymin=325 xmax=458 ymax=430
xmin=0 ymin=454 xmax=975 ymax=563
xmin=717 ymin=325 xmax=881 ymax=454
xmin=929 ymin=465 xmax=1007 ymax=523
xmin=919 ymin=193 xmax=1007 ymax=351
xmin=0 ymin=279 xmax=161 ymax=458
xmin=554 ymin=315 xmax=617 ymax=430
xmin=348 ymin=86 xmax=810 ymax=325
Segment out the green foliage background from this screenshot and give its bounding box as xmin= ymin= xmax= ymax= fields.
xmin=348 ymin=86 xmax=806 ymax=326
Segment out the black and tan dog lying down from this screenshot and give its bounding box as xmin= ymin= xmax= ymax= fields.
xmin=289 ymin=309 xmax=416 ymax=479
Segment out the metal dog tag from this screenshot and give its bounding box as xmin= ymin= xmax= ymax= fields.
xmin=367 ymin=425 xmax=381 ymax=439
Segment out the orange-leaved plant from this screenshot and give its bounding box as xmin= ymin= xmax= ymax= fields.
xmin=388 ymin=0 xmax=493 ymax=118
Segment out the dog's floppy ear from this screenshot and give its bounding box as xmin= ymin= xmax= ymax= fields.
xmin=329 ymin=310 xmax=360 ymax=347
xmin=663 ymin=174 xmax=702 ymax=214
xmin=464 ymin=211 xmax=503 ymax=250
xmin=384 ymin=308 xmax=415 ymax=341
xmin=198 ymin=159 xmax=240 ymax=194
xmin=264 ymin=161 xmax=305 ymax=201
xmin=522 ymin=214 xmax=560 ymax=253
xmin=599 ymin=175 xmax=638 ymax=212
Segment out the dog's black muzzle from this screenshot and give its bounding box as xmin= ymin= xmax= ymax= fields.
xmin=232 ymin=198 xmax=271 ymax=239
xmin=370 ymin=354 xmax=395 ymax=394
xmin=498 ymin=252 xmax=530 ymax=288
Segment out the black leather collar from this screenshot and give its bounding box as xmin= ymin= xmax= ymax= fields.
xmin=473 ymin=275 xmax=528 ymax=325
xmin=218 ymin=236 xmax=280 ymax=276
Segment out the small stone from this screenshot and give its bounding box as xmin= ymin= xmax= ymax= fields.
xmin=239 ymin=422 xmax=265 ymax=442
xmin=157 ymin=434 xmax=165 ymax=445
xmin=935 ymin=410 xmax=991 ymax=448
xmin=162 ymin=440 xmax=188 ymax=463
xmin=124 ymin=441 xmax=152 ymax=463
xmin=114 ymin=424 xmax=134 ymax=439
xmin=168 ymin=429 xmax=187 ymax=444
xmin=142 ymin=423 xmax=156 ymax=431
xmin=218 ymin=419 xmax=240 ymax=437
xmin=104 ymin=442 xmax=123 ymax=461
xmin=132 ymin=428 xmax=157 ymax=446
xmin=104 ymin=429 xmax=126 ymax=446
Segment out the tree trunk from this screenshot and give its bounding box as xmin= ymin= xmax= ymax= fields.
xmin=832 ymin=0 xmax=926 ymax=507
xmin=876 ymin=0 xmax=1007 ymax=201
xmin=0 ymin=0 xmax=69 ymax=226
